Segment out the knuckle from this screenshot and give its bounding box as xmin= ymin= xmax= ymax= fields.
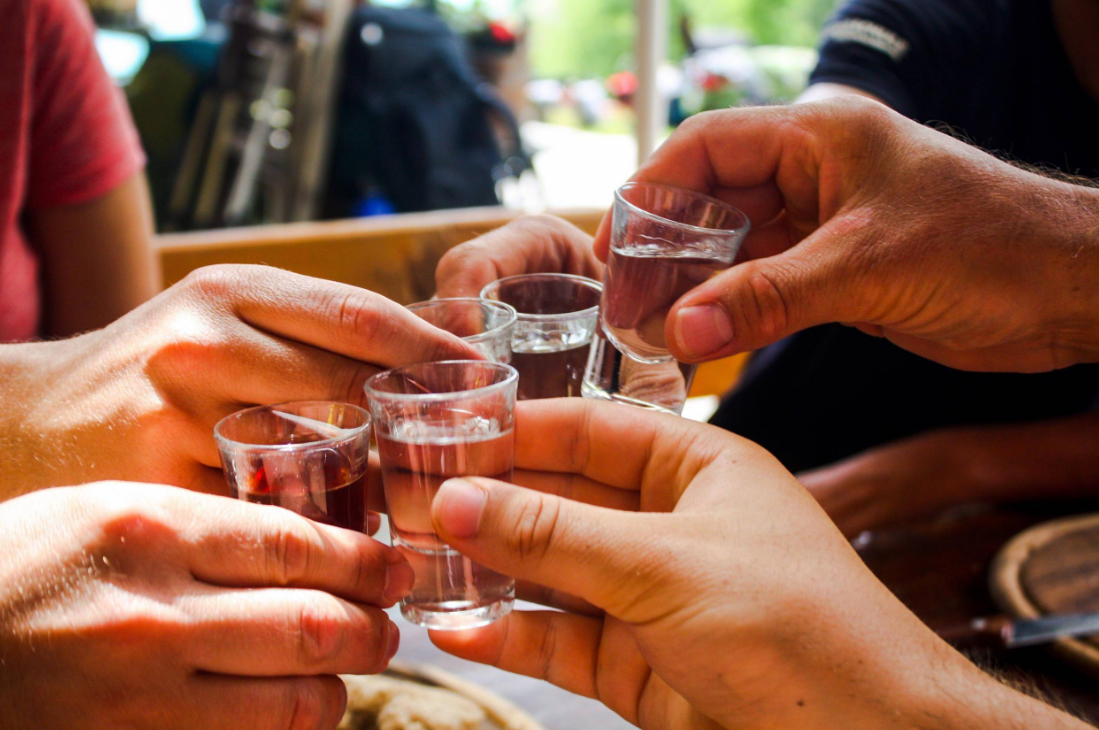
xmin=508 ymin=494 xmax=562 ymax=564
xmin=436 ymin=242 xmax=491 ymax=290
xmin=439 ymin=240 xmax=484 ymax=270
xmin=519 ymin=213 xmax=569 ymax=234
xmin=286 ymin=679 xmax=332 ymax=730
xmin=180 ymin=264 xmax=243 ymax=299
xmin=267 ymin=522 xmax=315 ymax=586
xmin=348 ymin=543 xmax=384 ymax=598
xmin=740 ymin=264 xmax=794 ymax=344
xmin=296 ymin=599 xmax=345 ymax=670
xmin=534 ymin=619 xmax=559 ymax=681
xmin=330 ymin=290 xmax=387 ymax=346
xmin=678 ymin=109 xmax=720 ymax=136
xmin=839 ymin=96 xmax=900 ymax=144
xmin=86 ymin=485 xmax=175 ymax=549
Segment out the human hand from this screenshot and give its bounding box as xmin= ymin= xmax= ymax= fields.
xmin=593 ymin=97 xmax=1099 ymax=373
xmin=426 ymin=400 xmax=1079 ymax=730
xmin=434 ymin=215 xmax=603 ymax=299
xmin=798 ymin=431 xmax=975 ymax=538
xmin=1 ymin=264 xmax=478 ymax=498
xmin=0 ymin=481 xmax=414 ymax=730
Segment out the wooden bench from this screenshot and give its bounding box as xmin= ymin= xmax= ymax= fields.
xmin=155 ymin=207 xmax=745 ymax=398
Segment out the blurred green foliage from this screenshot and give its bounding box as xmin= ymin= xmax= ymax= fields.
xmin=527 ymin=0 xmax=837 ymax=78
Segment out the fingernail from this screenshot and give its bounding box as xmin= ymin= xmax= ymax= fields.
xmin=385 ymin=620 xmax=400 ymax=661
xmin=675 ymin=304 xmax=734 ymax=358
xmin=367 ymin=512 xmax=382 ymax=535
xmin=383 ymin=561 xmax=415 ymax=604
xmin=434 ymin=479 xmax=487 ymax=538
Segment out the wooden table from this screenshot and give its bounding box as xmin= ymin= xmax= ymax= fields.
xmin=389 ymin=502 xmax=1099 ymax=728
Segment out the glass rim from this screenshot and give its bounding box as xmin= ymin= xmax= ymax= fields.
xmin=479 ymin=273 xmax=603 ymax=323
xmin=364 ymin=360 xmax=519 ymax=404
xmin=614 ymin=182 xmax=751 ymax=241
xmin=213 ymin=400 xmax=372 ymax=453
xmin=406 ymin=298 xmax=519 ymax=345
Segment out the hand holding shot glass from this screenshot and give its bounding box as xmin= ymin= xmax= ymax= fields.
xmin=585 ymin=183 xmax=750 ymax=414
xmin=366 ymin=361 xmax=518 ymax=630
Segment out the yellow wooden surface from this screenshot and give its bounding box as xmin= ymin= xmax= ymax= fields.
xmin=155 ymin=207 xmax=746 ymax=397
xmin=690 ymin=354 xmax=748 ymax=399
xmin=155 ymin=207 xmax=605 ymax=305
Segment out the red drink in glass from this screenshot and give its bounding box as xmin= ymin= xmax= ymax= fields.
xmin=216 ymin=402 xmax=372 ymax=533
xmin=231 ymin=448 xmax=369 ymax=532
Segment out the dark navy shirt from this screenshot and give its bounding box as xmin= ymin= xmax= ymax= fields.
xmin=709 ymin=0 xmax=1099 ymax=473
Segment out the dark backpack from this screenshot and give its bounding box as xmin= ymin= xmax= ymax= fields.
xmin=326 ymin=6 xmax=523 ymax=215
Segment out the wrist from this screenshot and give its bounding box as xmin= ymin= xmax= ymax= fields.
xmin=903 ymin=650 xmax=1091 ymax=730
xmin=0 ymin=338 xmax=85 ymax=499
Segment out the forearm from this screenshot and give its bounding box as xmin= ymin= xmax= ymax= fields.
xmin=30 ymin=173 xmax=158 ymax=337
xmin=1042 ymin=180 xmax=1099 ymax=364
xmin=854 ymin=598 xmax=1092 ymax=730
xmin=947 ymin=412 xmax=1099 ymax=504
xmin=912 ymin=656 xmax=1092 ymax=730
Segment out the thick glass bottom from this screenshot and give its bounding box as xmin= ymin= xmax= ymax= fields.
xmin=400 ymin=594 xmax=515 ymax=630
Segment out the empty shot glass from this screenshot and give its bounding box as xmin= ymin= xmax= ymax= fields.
xmin=406 ymin=298 xmax=517 ymax=363
xmin=366 ymin=361 xmax=518 ymax=630
xmin=214 ymin=402 xmax=372 ymax=532
xmin=584 ymin=183 xmax=750 ymax=414
xmin=480 ymin=273 xmax=602 ymax=400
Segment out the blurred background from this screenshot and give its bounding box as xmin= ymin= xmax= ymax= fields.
xmin=88 ymin=0 xmax=829 ymax=231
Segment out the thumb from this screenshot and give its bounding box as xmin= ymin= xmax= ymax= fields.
xmin=665 ymin=222 xmax=860 ymax=362
xmin=431 ymin=477 xmax=675 ymax=622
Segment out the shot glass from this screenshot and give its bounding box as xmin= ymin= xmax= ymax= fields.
xmin=480 ymin=273 xmax=602 ymax=400
xmin=365 ymin=361 xmax=518 ymax=630
xmin=583 ymin=322 xmax=699 ymax=414
xmin=406 ymin=298 xmax=517 ymax=363
xmin=214 ymin=402 xmax=372 ymax=532
xmin=584 ymin=183 xmax=750 ymax=414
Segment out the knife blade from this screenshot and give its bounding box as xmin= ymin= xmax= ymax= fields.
xmin=940 ymin=612 xmax=1099 ymax=649
xmin=1008 ymin=612 xmax=1099 ymax=648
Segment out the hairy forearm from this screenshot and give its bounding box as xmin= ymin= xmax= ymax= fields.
xmin=920 ymin=660 xmax=1093 ymax=730
xmin=993 ymin=163 xmax=1099 ymax=369
xmin=1045 ymin=181 xmax=1099 ymax=363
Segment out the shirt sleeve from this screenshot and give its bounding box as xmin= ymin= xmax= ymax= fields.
xmin=25 ymin=0 xmax=145 ymax=208
xmin=809 ymin=0 xmax=1004 ymax=121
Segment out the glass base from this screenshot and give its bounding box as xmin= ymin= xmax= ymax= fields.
xmin=601 ymin=326 xmax=675 ymax=365
xmin=400 ymin=595 xmax=514 ymax=630
xmin=581 ymin=332 xmax=695 ymax=415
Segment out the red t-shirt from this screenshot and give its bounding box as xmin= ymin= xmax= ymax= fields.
xmin=0 ymin=0 xmax=145 ymax=342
